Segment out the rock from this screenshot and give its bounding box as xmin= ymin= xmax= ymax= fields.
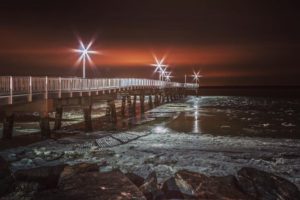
xmin=0 ymin=156 xmax=14 ymax=197
xmin=175 ymin=170 xmax=250 ymax=200
xmin=7 ymin=153 xmax=17 ymax=162
xmin=5 ymin=181 xmax=40 ymax=200
xmin=14 ymin=164 xmax=67 ymax=189
xmin=281 ymin=122 xmax=296 ymax=127
xmin=125 ymin=173 xmax=145 ymax=187
xmin=237 ymin=167 xmax=300 ymax=200
xmin=99 ymin=165 xmax=113 ymax=172
xmin=0 ymin=156 xmax=10 ymax=178
xmin=139 ymin=171 xmax=163 ymax=200
xmin=64 ymin=150 xmax=82 ymax=159
xmin=20 ymin=158 xmax=34 ymax=166
xmin=33 ymin=189 xmax=66 ymax=200
xmin=162 ymin=177 xmax=184 ymax=199
xmin=59 ymin=163 xmax=99 ymax=182
xmin=58 ymin=169 xmax=146 ymax=200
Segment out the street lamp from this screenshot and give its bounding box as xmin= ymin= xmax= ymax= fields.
xmin=192 ymin=71 xmax=203 ymax=85
xmin=73 ymin=39 xmax=98 ymax=78
xmin=151 ymin=56 xmax=167 ymax=81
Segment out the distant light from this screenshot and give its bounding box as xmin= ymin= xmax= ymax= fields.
xmin=151 ymin=55 xmax=174 ymax=82
xmin=73 ymin=38 xmax=99 ymax=78
xmin=192 ymin=71 xmax=203 ymax=83
xmin=151 ymin=55 xmax=168 ymax=81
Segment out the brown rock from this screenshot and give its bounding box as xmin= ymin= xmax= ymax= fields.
xmin=139 ymin=171 xmax=164 ymax=200
xmin=0 ymin=156 xmax=10 ymax=178
xmin=237 ymin=167 xmax=300 ymax=200
xmin=0 ymin=156 xmax=14 ymax=197
xmin=162 ymin=177 xmax=185 ymax=199
xmin=14 ymin=164 xmax=67 ymax=189
xmin=125 ymin=172 xmax=145 ymax=187
xmin=59 ymin=162 xmax=99 ymax=182
xmin=58 ymin=169 xmax=146 ymax=200
xmin=175 ymin=170 xmax=250 ymax=200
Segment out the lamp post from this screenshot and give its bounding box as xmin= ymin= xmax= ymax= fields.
xmin=73 ymin=39 xmax=98 ymax=78
xmin=151 ymin=56 xmax=167 ymax=81
xmin=192 ymin=71 xmax=203 ymax=86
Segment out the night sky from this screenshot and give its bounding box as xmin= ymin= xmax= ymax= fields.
xmin=0 ymin=0 xmax=299 ymax=86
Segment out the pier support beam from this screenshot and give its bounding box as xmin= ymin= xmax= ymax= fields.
xmin=54 ymin=107 xmax=63 ymax=130
xmin=83 ymin=105 xmax=93 ymax=132
xmin=2 ymin=113 xmax=14 ymax=140
xmin=39 ymin=112 xmax=51 ymax=138
xmin=161 ymin=94 xmax=165 ymax=104
xmin=127 ymin=95 xmax=132 ymax=115
xmin=148 ymin=95 xmax=153 ymax=109
xmin=154 ymin=94 xmax=159 ymax=106
xmin=108 ymin=100 xmax=117 ymax=123
xmin=121 ymin=96 xmax=126 ymax=117
xmin=140 ymin=95 xmax=145 ymax=113
xmin=133 ymin=95 xmax=137 ymax=114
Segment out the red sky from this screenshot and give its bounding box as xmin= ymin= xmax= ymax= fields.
xmin=0 ymin=0 xmax=299 ymax=86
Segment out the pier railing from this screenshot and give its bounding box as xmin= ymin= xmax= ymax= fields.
xmin=0 ymin=76 xmax=198 ymax=104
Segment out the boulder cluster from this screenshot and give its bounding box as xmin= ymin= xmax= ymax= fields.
xmin=1 ymin=156 xmax=300 ymax=200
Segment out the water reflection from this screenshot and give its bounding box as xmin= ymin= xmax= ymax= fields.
xmin=167 ymin=96 xmax=300 ymax=139
xmin=193 ymin=99 xmax=201 ymax=133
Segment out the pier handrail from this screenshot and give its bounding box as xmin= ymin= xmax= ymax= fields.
xmin=0 ymin=76 xmax=198 ymax=104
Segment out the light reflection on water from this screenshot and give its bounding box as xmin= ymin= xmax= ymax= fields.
xmin=167 ymin=96 xmax=300 ymax=139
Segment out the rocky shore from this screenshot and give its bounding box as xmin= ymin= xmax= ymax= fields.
xmin=1 ymin=156 xmax=300 ymax=200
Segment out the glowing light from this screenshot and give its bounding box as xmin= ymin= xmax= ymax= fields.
xmin=151 ymin=55 xmax=168 ymax=81
xmin=165 ymin=71 xmax=173 ymax=81
xmin=73 ymin=38 xmax=99 ymax=78
xmin=191 ymin=71 xmax=203 ymax=84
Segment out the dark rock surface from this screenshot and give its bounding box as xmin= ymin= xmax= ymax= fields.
xmin=162 ymin=177 xmax=185 ymax=199
xmin=237 ymin=167 xmax=300 ymax=200
xmin=58 ymin=162 xmax=99 ymax=183
xmin=139 ymin=171 xmax=164 ymax=200
xmin=14 ymin=164 xmax=67 ymax=189
xmin=58 ymin=169 xmax=146 ymax=200
xmin=125 ymin=172 xmax=145 ymax=187
xmin=175 ymin=170 xmax=251 ymax=200
xmin=0 ymin=156 xmax=14 ymax=197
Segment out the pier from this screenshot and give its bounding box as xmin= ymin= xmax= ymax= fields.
xmin=0 ymin=76 xmax=198 ymax=139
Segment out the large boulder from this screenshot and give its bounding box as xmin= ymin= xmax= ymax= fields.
xmin=125 ymin=172 xmax=145 ymax=187
xmin=162 ymin=177 xmax=185 ymax=199
xmin=58 ymin=162 xmax=99 ymax=182
xmin=139 ymin=171 xmax=164 ymax=200
xmin=175 ymin=170 xmax=250 ymax=200
xmin=58 ymin=168 xmax=146 ymax=200
xmin=14 ymin=164 xmax=67 ymax=189
xmin=237 ymin=167 xmax=300 ymax=200
xmin=0 ymin=156 xmax=14 ymax=197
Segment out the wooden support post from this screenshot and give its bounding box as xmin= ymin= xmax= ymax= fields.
xmin=140 ymin=95 xmax=145 ymax=113
xmin=148 ymin=95 xmax=153 ymax=109
xmin=127 ymin=95 xmax=132 ymax=114
xmin=154 ymin=94 xmax=159 ymax=106
xmin=8 ymin=76 xmax=13 ymax=105
xmin=2 ymin=113 xmax=14 ymax=140
xmin=83 ymin=105 xmax=93 ymax=132
xmin=54 ymin=107 xmax=63 ymax=130
xmin=108 ymin=100 xmax=117 ymax=123
xmin=39 ymin=112 xmax=51 ymax=139
xmin=58 ymin=77 xmax=62 ymax=99
xmin=133 ymin=95 xmax=137 ymax=114
xmin=44 ymin=76 xmax=48 ymax=100
xmin=121 ymin=96 xmax=126 ymax=117
xmin=28 ymin=76 xmax=32 ymax=102
xmin=161 ymin=94 xmax=165 ymax=104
